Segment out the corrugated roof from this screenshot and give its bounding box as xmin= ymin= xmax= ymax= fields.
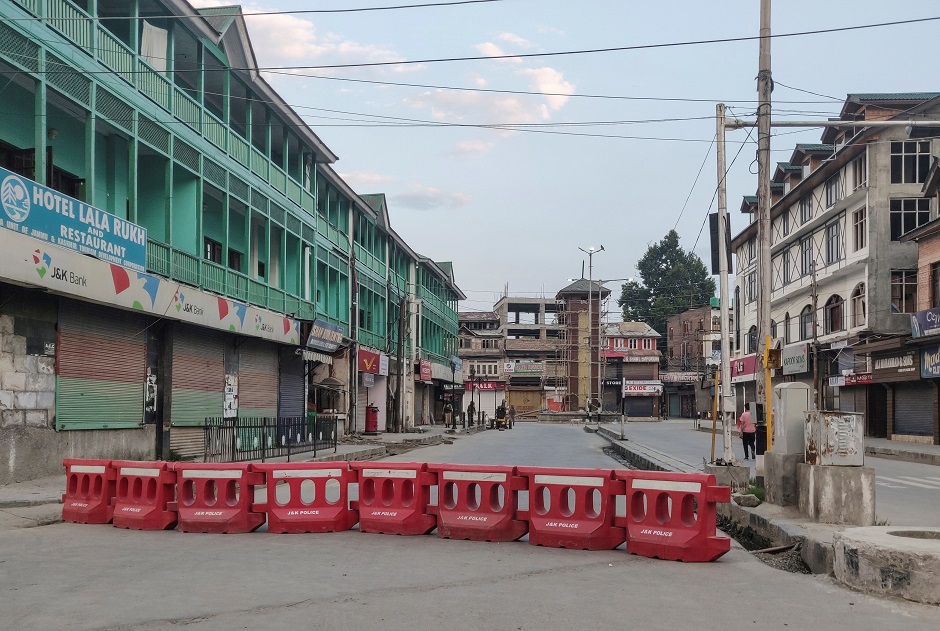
xmin=603 ymin=321 xmax=661 ymax=337
xmin=795 ymin=143 xmax=834 ymax=153
xmin=849 ymin=92 xmax=940 ymax=102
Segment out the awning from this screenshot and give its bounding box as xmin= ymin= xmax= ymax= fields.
xmin=296 ymin=348 xmax=333 ymax=364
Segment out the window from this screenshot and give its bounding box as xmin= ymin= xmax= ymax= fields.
xmin=800 ymin=305 xmax=814 ymax=341
xmin=891 ymin=270 xmax=918 ymax=314
xmin=824 ymin=295 xmax=844 ymax=334
xmin=628 ymin=339 xmax=638 ymax=350
xmin=825 ymin=222 xmax=842 ymax=264
xmin=890 ymin=198 xmax=931 ymax=240
xmin=642 ymin=338 xmax=653 ymax=350
xmin=852 ymin=207 xmax=867 ymax=251
xmin=933 ymin=263 xmax=940 ymax=308
xmin=784 ymin=312 xmax=791 ymax=344
xmin=770 ymin=320 xmax=777 ymax=339
xmin=800 ymin=195 xmax=813 ymax=224
xmin=614 ymin=338 xmax=624 ymax=349
xmin=747 ymin=326 xmax=757 ymax=354
xmin=891 ymin=141 xmax=931 ymax=184
xmin=851 ymin=284 xmax=866 ymax=328
xmin=852 ymin=153 xmax=867 ymax=190
xmin=204 ymin=238 xmax=223 ymax=264
xmin=826 ymin=174 xmax=843 ymax=208
xmin=800 ymin=237 xmax=814 ymax=277
xmin=782 ymin=248 xmax=792 ymax=285
xmin=747 ymin=238 xmax=756 ymax=262
xmin=782 ymin=210 xmax=790 ymax=236
xmin=746 ymin=271 xmax=756 ymax=303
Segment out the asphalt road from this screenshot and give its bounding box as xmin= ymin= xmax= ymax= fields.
xmin=3 ymin=423 xmax=940 ymax=630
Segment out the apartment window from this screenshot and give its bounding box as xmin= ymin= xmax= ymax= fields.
xmin=642 ymin=338 xmax=652 ymax=350
xmin=782 ymin=248 xmax=792 ymax=285
xmin=851 ymin=284 xmax=866 ymax=328
xmin=746 ymin=271 xmax=757 ymax=303
xmin=747 ymin=238 xmax=756 ymax=262
xmin=824 ymin=295 xmax=844 ymax=334
xmin=614 ymin=338 xmax=624 ymax=349
xmin=204 ymin=238 xmax=223 ymax=264
xmin=800 ymin=195 xmax=813 ymax=224
xmin=825 ymin=174 xmax=843 ymax=208
xmin=933 ymin=263 xmax=940 ymax=308
xmin=800 ymin=305 xmax=813 ymax=341
xmin=890 ymin=198 xmax=931 ymax=240
xmin=628 ymin=339 xmax=638 ymax=350
xmin=800 ymin=237 xmax=814 ymax=277
xmin=782 ymin=210 xmax=790 ymax=236
xmin=852 ymin=207 xmax=867 ymax=251
xmin=784 ymin=312 xmax=791 ymax=344
xmin=770 ymin=320 xmax=777 ymax=339
xmin=891 ymin=270 xmax=918 ymax=314
xmin=825 ymin=222 xmax=842 ymax=264
xmin=891 ymin=141 xmax=931 ymax=184
xmin=747 ymin=326 xmax=757 ymax=354
xmin=852 ymin=153 xmax=867 ymax=190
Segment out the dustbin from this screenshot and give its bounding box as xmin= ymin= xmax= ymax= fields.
xmin=755 ymin=424 xmax=767 ymax=455
xmin=365 ymin=405 xmax=379 ymax=433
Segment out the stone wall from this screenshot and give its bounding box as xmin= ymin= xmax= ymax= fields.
xmin=0 ymin=314 xmax=56 ymax=430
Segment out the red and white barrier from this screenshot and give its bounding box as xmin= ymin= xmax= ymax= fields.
xmin=428 ymin=464 xmax=527 ymax=542
xmin=349 ymin=462 xmax=436 ymax=535
xmin=62 ymin=459 xmax=116 ymax=524
xmin=170 ymin=463 xmax=265 ymax=534
xmin=616 ymin=470 xmax=731 ymax=562
xmin=112 ymin=461 xmax=178 ymax=531
xmin=517 ymin=467 xmax=626 ymax=550
xmin=253 ymin=463 xmax=358 ymax=534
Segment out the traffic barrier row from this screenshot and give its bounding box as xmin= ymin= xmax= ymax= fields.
xmin=60 ymin=459 xmax=731 ymax=562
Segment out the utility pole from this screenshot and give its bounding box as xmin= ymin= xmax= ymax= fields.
xmin=811 ymin=262 xmax=821 ymax=411
xmin=395 ymin=293 xmax=408 ymax=432
xmin=349 ymin=248 xmax=359 ymax=435
xmin=755 ymin=0 xmax=773 ymax=420
xmin=715 ymin=103 xmax=735 ymax=464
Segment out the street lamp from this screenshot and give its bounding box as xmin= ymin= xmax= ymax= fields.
xmin=468 ymin=366 xmax=476 ymax=427
xmin=449 ymin=359 xmax=457 ymax=430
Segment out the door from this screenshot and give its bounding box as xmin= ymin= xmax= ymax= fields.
xmin=668 ymin=394 xmax=681 ymax=418
xmin=623 ymin=397 xmax=653 ymax=417
xmin=867 ymin=385 xmax=887 ymax=438
xmin=170 ymin=325 xmax=225 ymax=458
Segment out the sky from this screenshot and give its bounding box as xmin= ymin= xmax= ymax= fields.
xmin=191 ymin=0 xmax=940 ymax=315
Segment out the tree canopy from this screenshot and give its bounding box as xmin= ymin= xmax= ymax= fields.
xmin=618 ymin=230 xmax=716 ymax=339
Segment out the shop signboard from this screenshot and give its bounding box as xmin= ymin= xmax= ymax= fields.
xmin=419 ymin=359 xmax=433 ymax=382
xmin=358 ymin=348 xmax=381 ymax=374
xmin=921 ymin=343 xmax=940 ymax=379
xmin=844 ymin=373 xmax=872 ymax=386
xmin=661 ymin=372 xmax=698 ymax=383
xmin=872 ymin=349 xmax=919 ymax=382
xmin=307 ymin=319 xmax=344 ymax=352
xmin=466 ymin=381 xmax=505 ymax=391
xmin=1 ymin=166 xmax=147 ymax=271
xmin=379 ymin=354 xmax=390 ymax=376
xmin=782 ymin=344 xmax=809 ymax=375
xmin=911 ymin=306 xmax=940 ymax=339
xmin=504 ymin=362 xmax=544 ymax=374
xmin=622 ymin=381 xmax=663 ymax=396
xmin=730 ymin=354 xmax=757 ymax=383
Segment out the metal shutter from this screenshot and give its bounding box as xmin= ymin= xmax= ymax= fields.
xmin=169 ymin=325 xmax=225 ymax=458
xmin=56 ymin=300 xmax=148 ymax=430
xmin=238 ymin=339 xmax=278 ymax=417
xmin=278 ymin=347 xmax=305 ymax=417
xmin=356 ymin=384 xmax=369 ymax=431
xmin=623 ymin=363 xmax=656 ymax=380
xmin=893 ymin=381 xmax=934 ymax=436
xmin=623 ymin=397 xmax=653 ymax=417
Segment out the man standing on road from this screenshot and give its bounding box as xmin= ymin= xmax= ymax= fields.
xmin=736 ymin=407 xmax=756 ymax=460
xmin=467 ymin=400 xmax=475 ymax=426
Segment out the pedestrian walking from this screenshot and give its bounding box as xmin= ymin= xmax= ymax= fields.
xmin=736 ymin=407 xmax=756 ymax=460
xmin=467 ymin=400 xmax=475 ymax=426
xmin=508 ymin=404 xmax=516 ymax=429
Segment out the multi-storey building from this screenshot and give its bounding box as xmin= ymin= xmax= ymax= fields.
xmin=663 ymin=304 xmax=726 ymax=418
xmin=600 ymin=321 xmax=662 ymax=417
xmin=0 ymin=0 xmax=461 ymax=482
xmin=731 ymin=93 xmax=940 ymax=441
xmin=457 ymin=311 xmax=504 ymax=420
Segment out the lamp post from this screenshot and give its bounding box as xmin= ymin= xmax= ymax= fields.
xmin=468 ymin=366 xmax=475 ymax=427
xmin=476 ymin=374 xmax=482 ymax=425
xmin=449 ymin=359 xmax=457 ymax=430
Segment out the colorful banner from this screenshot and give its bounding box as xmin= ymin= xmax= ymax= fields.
xmin=466 ymin=381 xmax=505 ymax=391
xmin=0 ymin=224 xmax=299 ymax=344
xmin=504 ymin=361 xmax=544 ymax=374
xmin=911 ymin=307 xmax=940 ymax=338
xmin=307 ymin=319 xmax=344 ymax=352
xmin=419 ymin=359 xmax=433 ymax=382
xmin=1 ymin=166 xmax=147 ymax=272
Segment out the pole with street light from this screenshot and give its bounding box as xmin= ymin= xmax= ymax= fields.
xmin=449 ymin=359 xmax=457 ymax=431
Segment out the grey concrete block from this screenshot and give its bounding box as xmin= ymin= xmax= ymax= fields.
xmin=14 ymin=391 xmax=37 ymax=409
xmin=0 ymin=390 xmax=12 ymax=410
xmin=798 ymin=463 xmax=876 ymax=526
xmin=1 ymin=335 xmax=26 ymax=355
xmin=14 ymin=355 xmax=37 ymax=374
xmin=37 ymin=357 xmax=55 ymax=375
xmin=26 ymin=374 xmax=55 ymax=392
xmin=37 ymin=391 xmax=55 ymax=410
xmin=765 ymin=452 xmax=804 ymax=507
xmin=2 ymin=372 xmax=26 ymax=392
xmin=0 ymin=314 xmax=13 ymax=335
xmin=2 ymin=410 xmax=24 ymax=428
xmin=704 ymin=463 xmax=750 ymax=491
xmin=25 ymin=410 xmax=47 ymax=427
xmin=0 ymin=352 xmax=14 ymax=372
xmin=733 ymin=493 xmax=761 ymax=507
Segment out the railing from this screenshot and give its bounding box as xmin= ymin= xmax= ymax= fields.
xmin=96 ymin=25 xmax=136 ymax=84
xmin=269 ymin=166 xmax=286 ymax=194
xmin=138 ymin=58 xmax=172 ymax=110
xmin=229 ymin=132 xmax=250 ymax=167
xmin=204 ymin=415 xmax=338 ymax=463
xmin=47 ymin=0 xmax=91 ymax=50
xmin=174 ymin=88 xmax=201 ymax=133
xmin=203 ymin=111 xmax=227 ymax=149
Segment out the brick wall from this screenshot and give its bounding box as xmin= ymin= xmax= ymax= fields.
xmin=915 ymin=232 xmax=940 ymax=311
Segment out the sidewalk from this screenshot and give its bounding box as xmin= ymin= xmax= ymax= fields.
xmin=0 ymin=422 xmax=479 ymax=531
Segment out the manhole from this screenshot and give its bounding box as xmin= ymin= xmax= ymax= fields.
xmin=887 ymin=530 xmax=940 ymax=540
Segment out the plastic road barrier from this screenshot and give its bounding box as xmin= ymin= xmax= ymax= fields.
xmin=253 ymin=463 xmax=359 ymax=534
xmin=349 ymin=462 xmax=436 ymax=535
xmin=62 ymin=459 xmax=117 ymax=524
xmin=517 ymin=467 xmax=625 ymax=550
xmin=111 ymin=461 xmax=178 ymax=531
xmin=616 ymin=470 xmax=731 ymax=562
xmin=427 ymin=464 xmax=528 ymax=542
xmin=170 ymin=463 xmax=265 ymax=534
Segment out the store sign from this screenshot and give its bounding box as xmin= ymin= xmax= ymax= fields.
xmin=307 ymin=319 xmax=344 ymax=352
xmin=419 ymin=359 xmax=433 ymax=382
xmin=0 ymin=166 xmax=147 ymax=272
xmin=844 ymin=373 xmax=872 ymax=386
xmin=872 ymin=349 xmax=919 ymax=381
xmin=782 ymin=344 xmax=809 ymax=375
xmin=379 ymin=354 xmax=390 ymax=376
xmin=451 ymin=356 xmax=463 ymax=373
xmin=361 ymin=372 xmax=375 ymax=387
xmin=504 ymin=362 xmax=544 ymax=374
xmin=358 ymin=348 xmax=381 ymax=374
xmin=603 ymin=379 xmax=623 ymax=387
xmin=661 ymin=372 xmax=698 ymax=383
xmin=466 ymin=381 xmax=505 ymax=391
xmin=623 ymin=355 xmax=658 ymax=363
xmin=730 ymin=354 xmax=757 ymax=383
xmin=622 ymin=380 xmax=663 ymax=396
xmin=922 ymin=344 xmax=940 ymax=378
xmin=829 ymin=376 xmax=846 ymax=387
xmin=911 ymin=307 xmax=940 ymax=338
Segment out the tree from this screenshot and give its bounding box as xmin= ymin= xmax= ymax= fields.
xmin=618 ymin=230 xmax=716 ymax=345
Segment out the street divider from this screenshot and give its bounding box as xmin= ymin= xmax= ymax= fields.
xmin=253 ymin=463 xmax=358 ymax=534
xmin=517 ymin=467 xmax=626 ymax=550
xmin=170 ymin=463 xmax=265 ymax=534
xmin=62 ymin=458 xmax=117 ymax=524
xmin=112 ymin=460 xmax=178 ymax=531
xmin=615 ymin=470 xmax=732 ymax=562
xmin=349 ymin=461 xmax=437 ymax=535
xmin=427 ymin=464 xmax=528 ymax=542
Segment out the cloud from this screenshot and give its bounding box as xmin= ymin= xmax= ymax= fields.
xmin=474 ymin=42 xmax=523 ymax=64
xmin=520 ymin=67 xmax=574 ymax=110
xmin=452 ymin=140 xmax=495 ymax=156
xmin=391 ymin=186 xmax=471 ymax=211
xmin=404 ymin=89 xmax=548 ymax=125
xmin=337 ymin=171 xmax=397 ymax=189
xmin=536 ymin=25 xmax=565 ymax=38
xmin=497 ymin=33 xmax=534 ymax=49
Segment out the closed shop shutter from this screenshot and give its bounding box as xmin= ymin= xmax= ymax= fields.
xmin=623 ymin=397 xmax=653 ymax=417
xmin=623 ymin=363 xmax=656 ymax=380
xmin=278 ymin=347 xmax=304 ymax=418
xmin=57 ymin=300 xmax=148 ymax=430
xmin=169 ymin=325 xmax=224 ymax=459
xmin=356 ymin=384 xmax=368 ymax=431
xmin=238 ymin=339 xmax=278 ymax=417
xmin=894 ymin=381 xmax=934 ymax=436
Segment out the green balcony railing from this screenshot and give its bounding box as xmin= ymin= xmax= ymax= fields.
xmin=204 ymin=111 xmax=226 ymax=149
xmin=174 ymin=88 xmax=201 ymax=132
xmin=229 ymin=132 xmax=250 ymax=167
xmin=227 ymin=270 xmax=250 ymax=302
xmin=202 ymin=260 xmax=226 ymax=294
xmin=96 ymin=25 xmax=136 ymax=84
xmin=269 ymin=166 xmax=286 ymax=194
xmin=138 ymin=58 xmax=172 ymax=110
xmin=173 ymin=250 xmax=200 ymax=286
xmin=147 ymin=239 xmax=171 ymax=276
xmin=48 ymin=0 xmax=91 ymax=50
xmin=250 ymin=147 xmax=268 ymax=178
xmin=248 ymin=279 xmax=267 ymax=306
xmin=12 ymin=0 xmax=42 ymax=16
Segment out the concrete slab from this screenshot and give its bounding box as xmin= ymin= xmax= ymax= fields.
xmin=765 ymin=452 xmax=804 ymax=507
xmin=798 ymin=464 xmax=876 ymax=526
xmin=704 ymin=463 xmax=749 ymax=492
xmin=834 ymin=526 xmax=940 ymax=605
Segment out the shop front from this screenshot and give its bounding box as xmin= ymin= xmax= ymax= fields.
xmin=358 ymin=347 xmax=389 ymax=432
xmin=414 ymin=358 xmax=434 ymax=425
xmin=622 ymin=380 xmax=663 ymax=418
xmin=872 ymin=347 xmax=932 ymax=441
xmin=731 ymin=354 xmax=757 ymax=416
xmin=661 ymin=372 xmax=698 ymax=418
xmin=464 ymin=379 xmax=505 ymax=422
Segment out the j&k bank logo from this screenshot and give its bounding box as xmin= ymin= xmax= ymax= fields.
xmin=173 ymin=289 xmax=203 ymax=316
xmin=1 ymin=174 xmax=30 ymax=222
xmin=33 ymin=249 xmax=51 ymax=278
xmin=254 ymin=314 xmax=273 ymax=333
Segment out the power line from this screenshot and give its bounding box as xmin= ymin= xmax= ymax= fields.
xmin=675 ymin=133 xmax=717 ymax=230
